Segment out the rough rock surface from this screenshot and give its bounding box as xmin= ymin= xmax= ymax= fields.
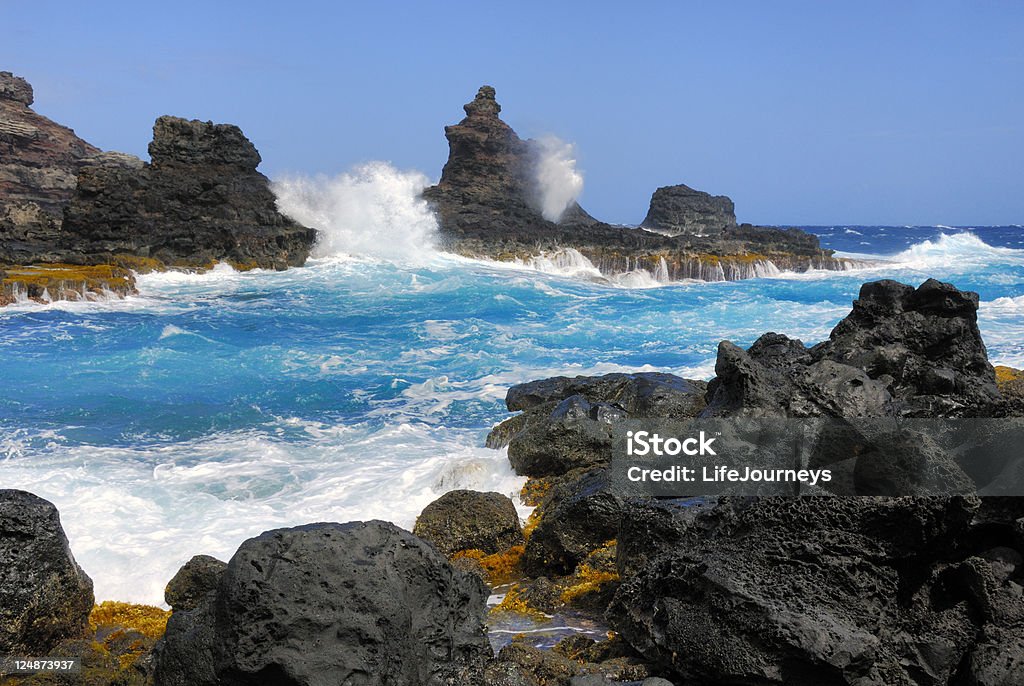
xmin=61 ymin=116 xmax=316 ymax=269
xmin=163 ymin=554 xmax=227 ymax=612
xmin=0 ymin=489 xmax=94 ymax=655
xmin=153 ymin=520 xmax=490 ymax=686
xmin=496 ymin=373 xmax=707 ymax=477
xmin=523 ymin=470 xmax=624 ymax=576
xmin=702 ymin=279 xmax=1003 ymax=418
xmin=423 ymin=86 xmax=847 ymax=282
xmin=414 ymin=489 xmax=524 ymax=556
xmin=608 ymin=496 xmax=1024 ymax=686
xmin=640 ymin=183 xmax=737 ymax=236
xmin=0 ymin=71 xmax=100 ymax=264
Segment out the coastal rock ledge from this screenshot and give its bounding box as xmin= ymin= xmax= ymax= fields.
xmin=424 ymin=85 xmax=851 ymax=282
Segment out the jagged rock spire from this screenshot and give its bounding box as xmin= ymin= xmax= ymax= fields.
xmin=463 ymin=85 xmax=501 ymax=117
xmin=0 ymin=71 xmax=33 ymax=106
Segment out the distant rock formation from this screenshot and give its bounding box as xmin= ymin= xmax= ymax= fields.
xmin=641 ymin=183 xmax=737 ymax=236
xmin=424 ymin=86 xmax=850 ymax=282
xmin=0 ymin=71 xmax=100 ymax=264
xmin=422 ymin=86 xmax=597 ymax=239
xmin=61 ymin=116 xmax=316 ymax=270
xmin=0 ymin=71 xmax=317 ymax=293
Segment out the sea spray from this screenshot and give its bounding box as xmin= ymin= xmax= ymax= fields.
xmin=533 ymin=135 xmax=584 ymax=222
xmin=273 ymin=162 xmax=439 ymax=263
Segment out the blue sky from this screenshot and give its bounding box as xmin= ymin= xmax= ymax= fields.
xmin=4 ymin=1 xmax=1022 ymax=225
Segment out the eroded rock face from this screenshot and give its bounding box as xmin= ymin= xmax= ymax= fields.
xmin=422 ymin=86 xmax=597 ymax=240
xmin=414 ymin=489 xmax=524 ymax=556
xmin=61 ymin=116 xmax=317 ymax=269
xmin=0 ymin=71 xmax=100 ymax=263
xmin=703 ymin=279 xmax=1003 ymax=418
xmin=0 ymin=489 xmax=94 ymax=655
xmin=640 ymin=184 xmax=737 ymax=236
xmin=153 ymin=520 xmax=490 ymax=686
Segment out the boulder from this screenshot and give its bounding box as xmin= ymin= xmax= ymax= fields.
xmin=524 ymin=470 xmax=624 ymax=576
xmin=163 ymin=554 xmax=227 ymax=612
xmin=414 ymin=489 xmax=524 ymax=556
xmin=499 ymin=373 xmax=707 ymax=478
xmin=153 ymin=520 xmax=490 ymax=686
xmin=0 ymin=489 xmax=94 ymax=655
xmin=640 ymin=183 xmax=736 ymax=236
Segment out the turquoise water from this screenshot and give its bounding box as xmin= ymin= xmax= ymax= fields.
xmin=1 ymin=223 xmax=1023 ymax=605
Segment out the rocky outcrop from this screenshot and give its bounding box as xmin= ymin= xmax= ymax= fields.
xmin=493 ymin=372 xmax=707 ymax=477
xmin=60 ymin=116 xmax=316 ymax=270
xmin=702 ymin=279 xmax=1003 ymax=418
xmin=153 ymin=520 xmax=490 ymax=686
xmin=1 ymin=72 xmax=317 ymax=287
xmin=163 ymin=554 xmax=226 ymax=612
xmin=414 ymin=489 xmax=524 ymax=557
xmin=489 ymin=279 xmax=1024 ymax=684
xmin=422 ymin=86 xmax=597 ymax=239
xmin=640 ymin=183 xmax=737 ymax=236
xmin=424 ymin=86 xmax=849 ymax=282
xmin=0 ymin=489 xmax=94 ymax=655
xmin=0 ymin=71 xmax=100 ymax=264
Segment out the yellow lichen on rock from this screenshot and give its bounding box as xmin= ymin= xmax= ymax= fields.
xmin=995 ymin=365 xmax=1024 ymax=386
xmin=90 ymin=601 xmax=170 ymax=639
xmin=491 ymin=584 xmax=549 ymax=620
xmin=452 ymin=545 xmax=525 ymax=586
xmin=559 ymin=540 xmax=620 ymax=605
xmin=1 ymin=263 xmax=137 ymax=303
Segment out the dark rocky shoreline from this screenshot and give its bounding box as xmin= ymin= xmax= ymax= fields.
xmin=4 ymin=277 xmax=1024 ymax=685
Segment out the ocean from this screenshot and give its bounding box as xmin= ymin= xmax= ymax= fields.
xmin=1 ymin=173 xmax=1022 ymax=614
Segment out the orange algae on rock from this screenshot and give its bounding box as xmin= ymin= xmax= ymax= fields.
xmin=452 ymin=545 xmax=525 ymax=585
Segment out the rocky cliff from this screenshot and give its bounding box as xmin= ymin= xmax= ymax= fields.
xmin=0 ymin=71 xmax=99 ymax=264
xmin=0 ymin=72 xmax=317 ymax=303
xmin=60 ymin=116 xmax=316 ymax=270
xmin=424 ymin=86 xmax=849 ymax=282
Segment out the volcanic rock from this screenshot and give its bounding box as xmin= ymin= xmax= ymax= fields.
xmin=640 ymin=183 xmax=737 ymax=236
xmin=703 ymin=279 xmax=1003 ymax=418
xmin=0 ymin=71 xmax=100 ymax=264
xmin=424 ymin=86 xmax=848 ymax=282
xmin=61 ymin=116 xmax=317 ymax=269
xmin=0 ymin=489 xmax=94 ymax=655
xmin=152 ymin=520 xmax=490 ymax=686
xmin=414 ymin=489 xmax=524 ymax=556
xmin=163 ymin=554 xmax=227 ymax=612
xmin=607 ymin=496 xmax=1002 ymax=685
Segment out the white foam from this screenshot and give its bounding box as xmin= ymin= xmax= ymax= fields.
xmin=533 ymin=135 xmax=584 ymax=222
xmin=1 ymin=423 xmax=526 ymax=606
xmin=273 ymin=162 xmax=439 ymax=264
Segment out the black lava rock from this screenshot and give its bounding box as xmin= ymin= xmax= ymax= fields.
xmin=153 ymin=520 xmax=490 ymax=686
xmin=0 ymin=489 xmax=94 ymax=655
xmin=414 ymin=489 xmax=524 ymax=556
